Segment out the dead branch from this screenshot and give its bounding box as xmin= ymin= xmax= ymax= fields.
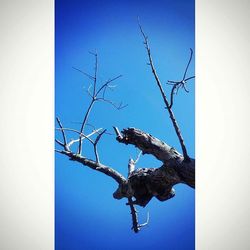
xmin=56 ymin=25 xmax=195 ymax=233
xmin=56 ymin=117 xmax=69 ymax=151
xmin=57 ymin=149 xmax=126 ymax=184
xmin=126 ymin=155 xmax=149 ymax=233
xmin=55 ymin=118 xmax=126 ymax=184
xmin=96 ymin=98 xmax=128 ymax=110
xmin=114 ymin=127 xmax=195 ymax=188
xmin=67 ymin=128 xmax=102 ymax=148
xmin=167 ymin=48 xmax=195 ymax=108
xmin=56 ymin=127 xmax=96 ymax=148
xmin=93 ymin=129 xmax=106 ymax=163
xmin=78 ymin=99 xmax=95 ymax=154
xmin=72 ymin=66 xmax=95 ymax=81
xmin=138 ymin=20 xmax=190 ymax=162
xmin=76 ymin=53 xmax=124 ymax=155
xmin=114 ymin=127 xmax=183 ymax=164
xmin=127 ymin=197 xmax=140 ymax=233
xmin=55 ymin=139 xmax=64 ymax=147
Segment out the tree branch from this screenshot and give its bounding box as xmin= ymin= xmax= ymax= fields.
xmin=72 ymin=66 xmax=95 ymax=81
xmin=76 ymin=57 xmax=123 ymax=156
xmin=126 ymin=155 xmax=149 ymax=233
xmin=114 ymin=127 xmax=183 ymax=164
xmin=67 ymin=128 xmax=102 ymax=148
xmin=114 ymin=127 xmax=195 ymax=188
xmin=183 ymin=48 xmax=193 ymax=80
xmin=57 ymin=150 xmax=127 ymax=184
xmin=167 ymin=48 xmax=195 ymax=109
xmin=93 ymin=129 xmax=106 ymax=163
xmin=56 ymin=127 xmax=97 ymax=141
xmin=57 ymin=35 xmax=195 ymax=233
xmin=56 ymin=117 xmax=69 ymax=151
xmin=138 ymin=21 xmax=190 ymax=161
xmin=78 ymin=99 xmax=95 ymax=154
xmin=127 ymin=151 xmax=141 ymax=177
xmin=95 ymin=75 xmax=123 ymax=97
xmin=127 ymin=197 xmax=140 ymax=233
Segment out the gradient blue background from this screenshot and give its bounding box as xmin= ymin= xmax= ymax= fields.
xmin=56 ymin=0 xmax=195 ymax=249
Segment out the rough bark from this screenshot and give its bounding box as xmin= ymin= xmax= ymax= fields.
xmin=112 ymin=127 xmax=195 ymax=207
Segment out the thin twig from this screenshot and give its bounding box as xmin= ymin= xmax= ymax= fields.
xmin=67 ymin=128 xmax=103 ymax=148
xmin=113 ymin=126 xmax=123 ymax=140
xmin=128 ymin=151 xmax=142 ymax=176
xmin=93 ymin=129 xmax=106 ymax=163
xmin=169 ymin=84 xmax=178 ymax=108
xmin=185 ymin=76 xmax=195 ymax=81
xmin=139 ymin=212 xmax=150 ymax=228
xmin=78 ymin=99 xmax=95 ymax=154
xmin=72 ymin=67 xmax=95 ymax=80
xmin=56 ymin=150 xmax=127 ymax=184
xmin=86 ymin=84 xmax=94 ymax=98
xmin=96 ymin=98 xmax=128 ymax=110
xmin=95 ymin=75 xmax=122 ymax=97
xmin=93 ymin=52 xmax=98 ymax=96
xmin=183 ymin=48 xmax=193 ymax=80
xmin=168 ymin=48 xmax=195 ymax=109
xmin=56 ymin=127 xmax=95 ymax=144
xmin=55 ymin=139 xmax=64 ymax=147
xmin=56 ymin=117 xmax=69 ymax=151
xmin=134 ymin=150 xmax=142 ymax=164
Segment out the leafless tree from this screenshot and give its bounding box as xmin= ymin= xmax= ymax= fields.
xmin=55 ymin=24 xmax=195 ymax=233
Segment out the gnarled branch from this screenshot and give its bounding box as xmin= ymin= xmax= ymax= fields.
xmin=114 ymin=127 xmax=183 ymax=164
xmin=114 ymin=127 xmax=195 ymax=188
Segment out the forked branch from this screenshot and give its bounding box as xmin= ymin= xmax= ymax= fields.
xmin=56 ymin=118 xmax=126 ymax=184
xmin=138 ymin=20 xmax=190 ymax=161
xmin=76 ymin=53 xmax=125 ymax=155
xmin=167 ymin=48 xmax=195 ymax=108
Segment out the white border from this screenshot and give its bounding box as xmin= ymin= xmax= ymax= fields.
xmin=0 ymin=0 xmax=250 ymax=249
xmin=0 ymin=1 xmax=54 ymax=249
xmin=196 ymin=0 xmax=250 ymax=249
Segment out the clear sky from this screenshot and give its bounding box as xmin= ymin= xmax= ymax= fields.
xmin=55 ymin=0 xmax=195 ymax=249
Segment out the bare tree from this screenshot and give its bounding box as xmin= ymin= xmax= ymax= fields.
xmin=56 ymin=24 xmax=195 ymax=233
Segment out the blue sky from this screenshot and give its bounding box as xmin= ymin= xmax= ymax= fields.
xmin=56 ymin=0 xmax=195 ymax=249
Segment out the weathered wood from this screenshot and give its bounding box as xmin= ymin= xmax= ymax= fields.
xmin=112 ymin=127 xmax=195 ymax=203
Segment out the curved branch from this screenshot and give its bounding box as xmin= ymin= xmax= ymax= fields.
xmin=56 ymin=117 xmax=69 ymax=151
xmin=57 ymin=150 xmax=127 ymax=185
xmin=169 ymin=84 xmax=178 ymax=109
xmin=78 ymin=99 xmax=95 ymax=154
xmin=182 ymin=48 xmax=193 ymax=80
